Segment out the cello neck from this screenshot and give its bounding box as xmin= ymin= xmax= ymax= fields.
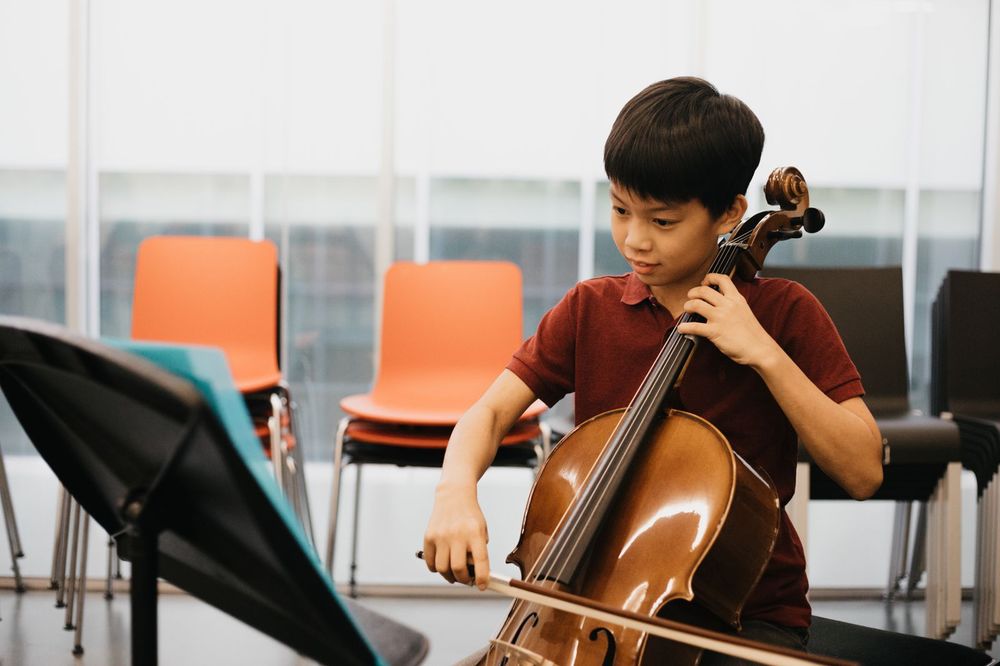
xmin=532 ymin=232 xmax=750 ymax=584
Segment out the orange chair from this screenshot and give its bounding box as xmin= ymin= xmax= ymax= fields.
xmin=131 ymin=235 xmax=314 ymax=540
xmin=324 ymin=261 xmax=550 ymax=592
xmin=46 ymin=235 xmax=315 ymax=651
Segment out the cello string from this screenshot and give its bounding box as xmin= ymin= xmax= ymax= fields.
xmin=530 ymin=237 xmax=748 ymax=585
xmin=536 ymin=242 xmax=742 ymax=587
xmin=528 ymin=232 xmax=751 ymax=586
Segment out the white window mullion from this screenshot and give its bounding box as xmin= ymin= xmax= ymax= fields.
xmin=373 ymin=0 xmax=397 ymax=375
xmin=414 ymin=171 xmax=430 ymax=264
xmin=901 ymin=6 xmax=927 ymax=376
xmin=68 ymin=0 xmax=98 ymax=337
xmin=981 ymin=0 xmax=1000 ymax=271
xmin=578 ymin=177 xmax=595 ymax=281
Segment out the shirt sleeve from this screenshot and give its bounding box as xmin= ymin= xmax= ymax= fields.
xmin=506 ymin=285 xmax=578 ymax=407
xmin=773 ymin=281 xmax=865 ymax=405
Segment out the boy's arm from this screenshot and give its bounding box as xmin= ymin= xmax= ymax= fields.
xmin=423 ymin=369 xmax=539 ymax=589
xmin=678 ymin=273 xmax=883 ymax=500
xmin=746 ymin=357 xmax=882 ymax=499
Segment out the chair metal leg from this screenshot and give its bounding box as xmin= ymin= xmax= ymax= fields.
xmin=54 ymin=487 xmax=72 ymax=607
xmin=531 ymin=443 xmax=543 ymax=480
xmin=105 ymin=537 xmax=115 ymax=600
xmin=786 ymin=462 xmax=810 ymax=558
xmin=530 ymin=422 xmax=553 ymax=480
xmin=324 ymin=416 xmax=349 ymax=575
xmin=287 ymin=457 xmax=305 ymax=527
xmin=988 ymin=475 xmax=999 ymax=647
xmin=887 ymin=501 xmax=912 ymax=599
xmin=942 ymin=463 xmax=962 ymax=637
xmin=990 ymin=479 xmax=996 ymax=643
xmin=982 ymin=477 xmax=996 ymax=648
xmin=0 ymin=445 xmax=24 ymax=592
xmin=288 ymin=457 xmax=316 ymax=549
xmin=274 ymin=391 xmax=316 ymax=549
xmin=64 ymin=499 xmax=82 ymax=629
xmin=73 ymin=514 xmax=90 ymax=655
xmin=905 ymin=501 xmax=928 ymax=598
xmin=539 ymin=421 xmax=552 ymax=461
xmin=51 ymin=485 xmax=68 ymax=589
xmin=0 ymin=443 xmax=24 ymax=557
xmin=268 ymin=394 xmax=285 ymax=492
xmin=286 ymin=393 xmax=316 ymax=547
xmin=349 ymin=463 xmax=362 ymax=598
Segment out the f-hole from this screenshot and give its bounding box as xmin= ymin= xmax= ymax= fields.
xmin=588 ymin=626 xmax=617 ymax=666
xmin=500 ymin=612 xmax=539 ymax=666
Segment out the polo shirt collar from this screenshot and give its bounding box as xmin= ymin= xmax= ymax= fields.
xmin=621 ymin=272 xmax=655 ymax=306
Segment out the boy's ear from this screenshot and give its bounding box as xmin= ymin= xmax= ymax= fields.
xmin=715 ymin=194 xmax=748 ymax=235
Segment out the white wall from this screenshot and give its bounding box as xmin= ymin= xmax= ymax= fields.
xmin=0 ymin=455 xmax=981 ymax=590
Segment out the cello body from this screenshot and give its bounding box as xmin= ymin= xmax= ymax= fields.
xmin=483 ymin=408 xmax=780 ymax=665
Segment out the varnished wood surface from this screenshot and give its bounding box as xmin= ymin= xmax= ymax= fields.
xmin=491 ymin=409 xmax=779 ymax=665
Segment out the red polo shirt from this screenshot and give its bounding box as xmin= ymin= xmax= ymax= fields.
xmin=507 ymin=272 xmax=864 ymax=628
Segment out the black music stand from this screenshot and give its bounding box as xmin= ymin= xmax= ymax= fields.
xmin=0 ymin=316 xmax=422 ymax=666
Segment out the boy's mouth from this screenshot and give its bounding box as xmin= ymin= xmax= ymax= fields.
xmin=629 ymin=259 xmax=658 ymax=275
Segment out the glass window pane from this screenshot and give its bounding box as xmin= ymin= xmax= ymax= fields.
xmin=594 ymin=180 xmax=630 ymax=278
xmin=766 ymin=187 xmax=906 ymax=267
xmin=429 ymin=178 xmax=580 ymax=334
xmin=265 ymin=175 xmax=377 ymax=461
xmin=0 ymin=0 xmax=68 ymax=455
xmin=99 ymin=173 xmax=250 ymax=338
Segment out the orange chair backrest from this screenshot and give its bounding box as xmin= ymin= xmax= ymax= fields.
xmin=131 ymin=236 xmax=281 ymax=392
xmin=371 ymin=261 xmax=523 ymax=413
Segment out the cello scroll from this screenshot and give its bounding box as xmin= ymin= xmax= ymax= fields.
xmin=734 ymin=166 xmax=825 ymax=280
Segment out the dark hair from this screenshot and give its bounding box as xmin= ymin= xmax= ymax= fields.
xmin=603 ymin=77 xmax=764 ymax=218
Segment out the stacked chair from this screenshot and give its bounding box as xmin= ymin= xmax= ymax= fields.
xmin=46 ymin=235 xmax=316 ymax=655
xmin=130 ymin=235 xmax=314 ymax=541
xmin=931 ymin=269 xmax=1000 ymax=650
xmin=763 ymin=266 xmax=963 ymax=639
xmin=324 ymin=261 xmax=550 ymax=595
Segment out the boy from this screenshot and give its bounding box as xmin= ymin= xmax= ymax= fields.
xmin=423 ymin=77 xmax=883 ymax=662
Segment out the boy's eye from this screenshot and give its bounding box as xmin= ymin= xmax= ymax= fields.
xmin=652 ymin=218 xmax=676 ymax=228
xmin=613 ymin=206 xmax=627 ymax=215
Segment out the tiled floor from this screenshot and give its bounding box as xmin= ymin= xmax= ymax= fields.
xmin=1 ymin=588 xmax=998 ymax=665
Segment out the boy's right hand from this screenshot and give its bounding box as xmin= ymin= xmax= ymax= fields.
xmin=422 ymin=482 xmax=491 ymax=590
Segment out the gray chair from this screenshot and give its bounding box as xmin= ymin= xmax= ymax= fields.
xmin=763 ymin=266 xmax=963 ymax=639
xmin=931 ymin=270 xmax=1000 ymax=649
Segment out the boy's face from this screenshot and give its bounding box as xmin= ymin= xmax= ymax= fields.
xmin=609 ymin=182 xmax=741 ymax=300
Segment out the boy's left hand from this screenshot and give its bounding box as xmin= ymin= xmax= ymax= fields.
xmin=676 ymin=273 xmax=781 ymax=368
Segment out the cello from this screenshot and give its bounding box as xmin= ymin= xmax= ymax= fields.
xmin=479 ymin=166 xmax=828 ymax=665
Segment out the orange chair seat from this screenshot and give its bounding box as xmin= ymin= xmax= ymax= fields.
xmin=341 ymin=393 xmax=546 ymax=426
xmin=344 ymin=419 xmax=542 ymax=449
xmin=234 ymin=371 xmax=284 ymax=394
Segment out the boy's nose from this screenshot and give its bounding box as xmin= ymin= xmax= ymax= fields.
xmin=625 ymin=223 xmax=652 ymax=251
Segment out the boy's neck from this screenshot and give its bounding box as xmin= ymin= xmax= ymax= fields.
xmin=648 ymin=279 xmax=701 ymax=320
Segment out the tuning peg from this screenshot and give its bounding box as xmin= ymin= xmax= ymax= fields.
xmin=767 ymin=229 xmax=803 ymax=241
xmin=802 ymin=207 xmax=825 ymax=233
